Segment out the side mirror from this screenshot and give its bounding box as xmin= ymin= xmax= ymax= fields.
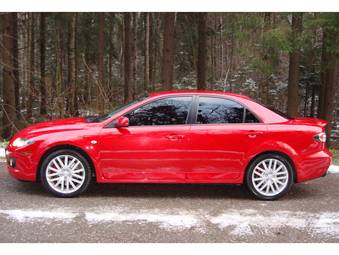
xmin=115 ymin=116 xmax=129 ymax=128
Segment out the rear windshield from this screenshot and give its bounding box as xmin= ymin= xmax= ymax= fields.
xmin=266 ymin=106 xmax=293 ymax=120
xmin=253 ymin=99 xmax=293 ymax=120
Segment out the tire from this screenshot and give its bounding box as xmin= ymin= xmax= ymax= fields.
xmin=40 ymin=149 xmax=92 ymax=197
xmin=245 ymin=153 xmax=294 ymax=200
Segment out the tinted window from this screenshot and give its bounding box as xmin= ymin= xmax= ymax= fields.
xmin=125 ymin=97 xmax=192 ymax=126
xmin=197 ymin=97 xmax=244 ymax=124
xmin=245 ymin=109 xmax=260 ymax=123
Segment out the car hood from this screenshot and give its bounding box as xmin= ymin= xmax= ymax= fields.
xmin=16 ymin=117 xmax=90 ymax=137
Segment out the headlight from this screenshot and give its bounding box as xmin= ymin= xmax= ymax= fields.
xmin=12 ymin=138 xmax=35 ymax=148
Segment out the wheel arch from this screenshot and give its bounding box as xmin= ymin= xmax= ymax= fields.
xmin=36 ymin=144 xmax=97 ymax=182
xmin=243 ymin=150 xmax=297 ymax=183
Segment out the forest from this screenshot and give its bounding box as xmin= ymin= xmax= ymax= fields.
xmin=0 ymin=13 xmax=338 ymax=146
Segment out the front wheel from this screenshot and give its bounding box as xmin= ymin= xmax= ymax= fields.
xmin=245 ymin=154 xmax=294 ymax=200
xmin=40 ymin=149 xmax=92 ymax=197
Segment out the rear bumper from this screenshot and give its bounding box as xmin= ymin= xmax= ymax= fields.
xmin=5 ymin=148 xmax=37 ymax=182
xmin=296 ymin=149 xmax=332 ymax=182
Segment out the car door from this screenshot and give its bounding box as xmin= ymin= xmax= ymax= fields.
xmin=187 ymin=96 xmax=267 ymax=182
xmin=97 ymin=96 xmax=194 ymax=181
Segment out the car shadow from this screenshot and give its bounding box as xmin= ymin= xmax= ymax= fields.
xmin=87 ymin=182 xmax=252 ymax=200
xmin=11 ymin=179 xmax=318 ymax=201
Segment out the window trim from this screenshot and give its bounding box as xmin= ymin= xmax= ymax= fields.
xmin=191 ymin=95 xmax=263 ymax=125
xmin=107 ymin=95 xmax=194 ymax=128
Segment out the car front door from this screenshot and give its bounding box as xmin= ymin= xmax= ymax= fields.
xmin=97 ymin=96 xmax=193 ymax=181
xmin=187 ymin=96 xmax=267 ymax=183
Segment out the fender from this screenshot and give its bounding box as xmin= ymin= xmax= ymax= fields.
xmin=240 ymin=139 xmax=299 ymax=181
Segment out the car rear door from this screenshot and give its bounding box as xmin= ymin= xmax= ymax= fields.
xmin=97 ymin=96 xmax=194 ymax=181
xmin=187 ymin=96 xmax=267 ymax=183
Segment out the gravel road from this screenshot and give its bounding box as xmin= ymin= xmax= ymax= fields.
xmin=0 ymin=162 xmax=338 ymax=242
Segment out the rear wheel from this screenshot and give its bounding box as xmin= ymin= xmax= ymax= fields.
xmin=40 ymin=149 xmax=91 ymax=197
xmin=246 ymin=153 xmax=294 ymax=200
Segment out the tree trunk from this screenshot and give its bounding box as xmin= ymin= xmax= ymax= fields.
xmin=144 ymin=13 xmax=150 ymax=92
xmin=55 ymin=20 xmax=65 ymax=118
xmin=323 ymin=54 xmax=339 ymax=147
xmin=123 ymin=13 xmax=132 ymax=103
xmin=149 ymin=13 xmax=155 ymax=90
xmin=97 ymin=13 xmax=105 ymax=114
xmin=287 ymin=13 xmax=302 ymax=117
xmin=197 ymin=13 xmax=207 ymax=90
xmin=1 ymin=13 xmax=18 ymax=138
xmin=27 ymin=14 xmax=35 ymax=118
xmin=318 ymin=20 xmax=339 ymax=146
xmin=13 ymin=14 xmax=20 ymax=117
xmin=83 ymin=14 xmax=92 ymax=104
xmin=108 ymin=13 xmax=115 ymax=102
xmin=68 ymin=13 xmax=77 ymax=116
xmin=310 ymin=85 xmax=316 ymax=117
xmin=39 ymin=13 xmax=47 ymax=115
xmin=161 ymin=13 xmax=176 ymax=90
xmin=130 ymin=13 xmax=137 ymax=99
xmin=260 ymin=13 xmax=272 ymax=105
xmin=318 ymin=29 xmax=329 ymax=119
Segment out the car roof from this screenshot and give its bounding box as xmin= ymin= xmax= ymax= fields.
xmin=149 ymin=90 xmax=251 ymax=100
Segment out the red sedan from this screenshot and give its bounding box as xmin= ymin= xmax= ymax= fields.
xmin=5 ymin=91 xmax=332 ymax=200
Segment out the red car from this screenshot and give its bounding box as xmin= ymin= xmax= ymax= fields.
xmin=5 ymin=91 xmax=332 ymax=200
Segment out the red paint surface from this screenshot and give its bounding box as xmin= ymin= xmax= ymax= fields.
xmin=6 ymin=91 xmax=332 ymax=184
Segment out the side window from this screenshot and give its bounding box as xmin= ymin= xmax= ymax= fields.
xmin=197 ymin=97 xmax=244 ymax=124
xmin=245 ymin=109 xmax=260 ymax=123
xmin=125 ymin=97 xmax=192 ymax=126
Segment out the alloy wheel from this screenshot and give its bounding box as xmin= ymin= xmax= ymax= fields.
xmin=46 ymin=154 xmax=86 ymax=194
xmin=251 ymin=158 xmax=289 ymax=197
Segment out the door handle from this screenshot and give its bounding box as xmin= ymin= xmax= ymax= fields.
xmin=165 ymin=135 xmax=185 ymax=140
xmin=246 ymin=130 xmax=264 ymax=138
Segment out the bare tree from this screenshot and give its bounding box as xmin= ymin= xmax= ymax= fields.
xmin=259 ymin=13 xmax=272 ymax=105
xmin=144 ymin=13 xmax=150 ymax=91
xmin=39 ymin=13 xmax=47 ymax=115
xmin=131 ymin=13 xmax=137 ymax=99
xmin=97 ymin=13 xmax=105 ymax=113
xmin=27 ymin=14 xmax=35 ymax=118
xmin=197 ymin=13 xmax=207 ymax=90
xmin=318 ymin=18 xmax=339 ymax=146
xmin=287 ymin=13 xmax=303 ymax=117
xmin=13 ymin=14 xmax=20 ymax=116
xmin=123 ymin=13 xmax=132 ymax=103
xmin=161 ymin=13 xmax=176 ymax=90
xmin=68 ymin=13 xmax=78 ymax=115
xmin=1 ymin=13 xmax=18 ymax=138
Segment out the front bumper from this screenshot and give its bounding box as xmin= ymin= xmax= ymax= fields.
xmin=5 ymin=148 xmax=37 ymax=181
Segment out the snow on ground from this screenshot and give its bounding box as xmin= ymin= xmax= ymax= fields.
xmin=1 ymin=207 xmax=339 ymax=237
xmin=0 ymin=147 xmax=5 ymax=162
xmin=85 ymin=210 xmax=200 ymax=231
xmin=0 ymin=147 xmax=5 ymax=158
xmin=328 ymin=164 xmax=339 ymax=174
xmin=210 ymin=209 xmax=339 ymax=237
xmin=0 ymin=209 xmax=77 ymax=223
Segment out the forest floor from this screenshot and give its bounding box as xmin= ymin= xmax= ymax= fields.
xmin=0 ymin=160 xmax=339 ymax=242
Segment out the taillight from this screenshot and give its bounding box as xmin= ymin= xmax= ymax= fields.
xmin=314 ymin=132 xmax=326 ymax=142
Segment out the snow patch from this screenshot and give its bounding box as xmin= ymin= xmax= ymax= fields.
xmin=209 ymin=209 xmax=339 ymax=237
xmin=85 ymin=210 xmax=200 ymax=231
xmin=328 ymin=165 xmax=339 ymax=174
xmin=314 ymin=212 xmax=339 ymax=237
xmin=0 ymin=209 xmax=77 ymax=223
xmin=0 ymin=148 xmax=5 ymax=158
xmin=0 ymin=207 xmax=339 ymax=237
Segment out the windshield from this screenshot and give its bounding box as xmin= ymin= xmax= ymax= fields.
xmin=87 ymin=99 xmax=142 ymax=123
